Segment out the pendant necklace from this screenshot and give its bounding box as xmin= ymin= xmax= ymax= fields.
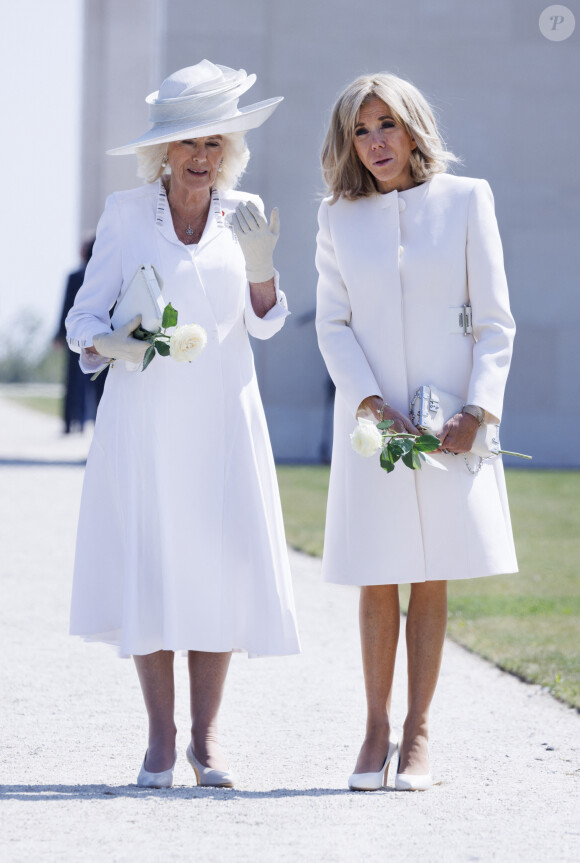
xmin=164 ymin=179 xmax=208 ymax=244
xmin=168 ymin=196 xmax=209 ymax=243
xmin=172 ymin=208 xmax=204 ymax=243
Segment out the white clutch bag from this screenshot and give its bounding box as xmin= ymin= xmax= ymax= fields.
xmin=111 ymin=264 xmax=165 ymax=332
xmin=409 ymin=385 xmax=500 ymax=459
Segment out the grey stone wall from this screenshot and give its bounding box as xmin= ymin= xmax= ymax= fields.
xmin=81 ymin=0 xmax=580 ymax=465
xmin=80 ymin=0 xmax=159 ymax=230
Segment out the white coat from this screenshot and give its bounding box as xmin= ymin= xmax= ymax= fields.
xmin=66 ymin=180 xmax=301 ymax=657
xmin=315 ymin=174 xmax=518 ymax=585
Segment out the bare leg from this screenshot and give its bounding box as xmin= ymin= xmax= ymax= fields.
xmin=188 ymin=650 xmax=232 ymax=770
xmin=353 ymin=584 xmax=400 ymax=773
xmin=399 ymin=579 xmax=447 ymax=774
xmin=133 ymin=650 xmax=177 ymax=772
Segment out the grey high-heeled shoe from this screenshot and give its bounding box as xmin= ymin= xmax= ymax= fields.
xmin=186 ymin=742 xmax=235 ymax=788
xmin=137 ymin=749 xmax=177 ymax=788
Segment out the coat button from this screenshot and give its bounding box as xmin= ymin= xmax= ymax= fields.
xmin=398 ymin=199 xmax=406 ymax=212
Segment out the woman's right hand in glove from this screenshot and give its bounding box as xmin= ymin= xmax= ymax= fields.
xmin=92 ymin=315 xmax=148 ymax=363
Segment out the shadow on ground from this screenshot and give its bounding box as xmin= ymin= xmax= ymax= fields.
xmin=0 ymin=784 xmax=366 ymax=801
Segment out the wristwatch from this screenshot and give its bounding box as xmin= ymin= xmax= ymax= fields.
xmin=462 ymin=404 xmax=485 ymax=426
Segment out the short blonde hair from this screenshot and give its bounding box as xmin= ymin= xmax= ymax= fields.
xmin=321 ymin=73 xmax=459 ymax=202
xmin=136 ymin=132 xmax=250 ymax=190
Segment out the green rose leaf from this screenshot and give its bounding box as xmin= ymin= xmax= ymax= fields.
xmin=380 ymin=448 xmax=396 ymax=473
xmin=402 ymin=449 xmax=423 ymax=470
xmin=414 ymin=434 xmax=441 ymax=452
xmin=155 ymin=341 xmax=170 ymax=357
xmin=132 ymin=325 xmax=156 ymax=341
xmin=162 ymin=303 xmax=178 ymax=329
xmin=391 ymin=437 xmax=413 ymax=455
xmin=377 ymin=420 xmax=394 ymax=430
xmin=142 ymin=345 xmax=156 ymax=371
xmin=385 ymin=441 xmax=402 ymax=462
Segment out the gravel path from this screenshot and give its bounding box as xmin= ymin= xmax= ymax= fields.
xmin=1 ymin=395 xmax=579 ymax=862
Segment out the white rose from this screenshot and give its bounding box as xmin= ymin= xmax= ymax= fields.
xmin=169 ymin=324 xmax=207 ymax=363
xmin=350 ymin=418 xmax=383 ymax=458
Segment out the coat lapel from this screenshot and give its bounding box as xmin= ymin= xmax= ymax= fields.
xmin=195 ymin=189 xmax=224 ymax=255
xmin=155 ymin=181 xmax=225 ymax=254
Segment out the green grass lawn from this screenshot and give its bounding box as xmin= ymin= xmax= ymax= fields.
xmin=276 ymin=466 xmax=330 ymax=557
xmin=6 ymin=395 xmax=62 ymax=418
xmin=276 ymin=466 xmax=580 ymax=709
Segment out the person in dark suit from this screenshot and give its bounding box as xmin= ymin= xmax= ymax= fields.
xmin=55 ymin=237 xmax=105 ymax=432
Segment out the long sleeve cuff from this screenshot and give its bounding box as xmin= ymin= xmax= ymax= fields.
xmin=66 ymin=322 xmax=111 ymax=354
xmin=245 ymin=270 xmax=290 ymax=340
xmin=79 ymin=348 xmax=109 ymax=375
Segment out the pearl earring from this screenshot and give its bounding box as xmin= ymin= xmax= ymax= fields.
xmin=161 ymin=153 xmax=168 ymax=167
xmin=218 ymin=161 xmax=223 ymax=173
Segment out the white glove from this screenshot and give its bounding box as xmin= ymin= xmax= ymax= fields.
xmin=92 ymin=315 xmax=148 ymax=364
xmin=231 ymin=201 xmax=279 ymax=283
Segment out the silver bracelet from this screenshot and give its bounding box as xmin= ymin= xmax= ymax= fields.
xmin=462 ymin=404 xmax=485 ymax=426
xmin=378 ymin=402 xmax=389 ymax=422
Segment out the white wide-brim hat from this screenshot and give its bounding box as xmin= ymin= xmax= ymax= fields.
xmin=107 ymin=59 xmax=283 ymax=155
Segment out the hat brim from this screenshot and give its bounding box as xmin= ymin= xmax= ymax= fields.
xmin=107 ymin=97 xmax=283 ymax=155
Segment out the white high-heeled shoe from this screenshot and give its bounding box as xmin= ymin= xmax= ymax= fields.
xmin=137 ymin=749 xmax=177 ymax=788
xmin=348 ymin=736 xmax=399 ymax=791
xmin=186 ymin=742 xmax=235 ymax=788
xmin=395 ymin=745 xmax=433 ymax=791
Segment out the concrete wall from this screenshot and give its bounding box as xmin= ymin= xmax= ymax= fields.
xmin=81 ymin=0 xmax=580 ymax=465
xmin=80 ymin=0 xmax=159 ymax=231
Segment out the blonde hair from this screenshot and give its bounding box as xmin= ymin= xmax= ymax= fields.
xmin=321 ymin=72 xmax=459 ymax=202
xmin=136 ymin=132 xmax=250 ymax=190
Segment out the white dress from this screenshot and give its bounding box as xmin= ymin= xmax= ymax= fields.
xmin=315 ymin=175 xmax=518 ymax=586
xmin=66 ymin=181 xmax=301 ymax=658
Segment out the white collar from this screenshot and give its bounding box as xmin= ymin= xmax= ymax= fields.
xmin=155 ymin=180 xmax=225 ymax=248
